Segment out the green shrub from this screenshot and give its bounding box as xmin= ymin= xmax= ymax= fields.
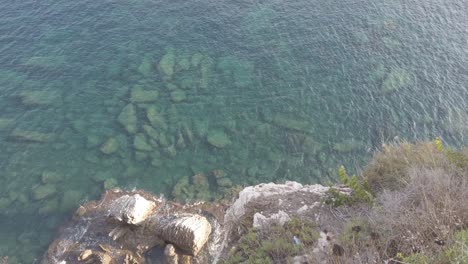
xmin=324 ymin=165 xmax=373 ymax=207
xmin=401 ymin=253 xmax=431 ymax=264
xmin=363 ymin=141 xmax=447 ymax=192
xmin=442 ymin=229 xmax=468 ymax=263
xmin=363 ymin=139 xmax=468 ymax=193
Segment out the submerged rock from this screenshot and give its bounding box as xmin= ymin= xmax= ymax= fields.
xmin=118 ymin=104 xmax=137 ymax=134
xmin=166 ymin=83 xmax=178 ymax=91
xmin=178 ymin=73 xmax=196 ymax=90
xmin=199 ymin=56 xmax=214 ymax=90
xmin=207 ymin=130 xmax=231 ymax=148
xmin=193 ymin=173 xmax=210 ymax=200
xmin=271 ymin=113 xmax=313 ymax=133
xmin=193 ymin=120 xmax=209 ymax=138
xmin=164 ymin=145 xmax=177 ymax=157
xmin=10 ymin=128 xmax=55 ymax=142
xmin=182 ymin=123 xmax=194 ymax=144
xmin=158 ymin=133 xmax=171 ymax=147
xmin=86 ymin=134 xmax=102 ymax=148
xmin=170 ymin=89 xmax=187 ymax=103
xmin=41 ymin=171 xmax=64 ymax=184
xmin=23 ymin=56 xmax=66 ymax=68
xmin=159 ymin=48 xmax=176 ymax=80
xmin=100 ymin=137 xmax=119 ymax=154
xmin=382 ymin=67 xmax=415 ymax=93
xmin=146 ymin=106 xmax=167 ymax=129
xmin=191 ymin=53 xmax=204 ymax=67
xmin=133 ymin=133 xmax=152 ymax=151
xmin=177 ymin=55 xmax=191 ymax=71
xmin=32 ymin=184 xmax=57 ymax=200
xmin=138 ymin=56 xmax=154 ymax=77
xmin=333 ymin=139 xmax=367 ymax=153
xmin=143 ymin=124 xmax=159 ymax=141
xmin=18 ymin=90 xmax=62 ymax=107
xmin=130 ymin=86 xmax=159 ymax=103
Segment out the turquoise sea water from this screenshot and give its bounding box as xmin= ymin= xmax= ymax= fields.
xmin=0 ymin=0 xmax=467 ymax=262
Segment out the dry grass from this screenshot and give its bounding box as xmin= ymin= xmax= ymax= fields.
xmin=222 ymin=141 xmax=468 ymax=263
xmin=332 ymin=141 xmax=468 ymax=262
xmin=370 ymin=167 xmax=468 ymax=258
xmin=363 ymin=142 xmax=447 ymax=192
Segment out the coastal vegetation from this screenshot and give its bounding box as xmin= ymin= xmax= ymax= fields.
xmin=221 ymin=139 xmax=468 ymax=263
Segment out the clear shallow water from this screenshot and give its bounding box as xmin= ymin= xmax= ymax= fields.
xmin=0 ymin=0 xmax=467 ymax=261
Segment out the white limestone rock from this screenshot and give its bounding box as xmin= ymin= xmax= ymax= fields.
xmin=253 ymin=210 xmax=290 ymax=230
xmin=225 ymin=181 xmax=330 ymax=223
xmin=108 ymin=194 xmax=156 ymax=225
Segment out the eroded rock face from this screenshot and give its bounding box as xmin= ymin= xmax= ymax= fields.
xmin=253 ymin=210 xmax=290 ymax=230
xmin=224 ymin=181 xmax=330 ymax=224
xmin=46 ymin=189 xmax=215 ymax=264
xmin=214 ymin=181 xmax=351 ymax=262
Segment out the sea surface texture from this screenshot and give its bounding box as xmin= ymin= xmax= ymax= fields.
xmin=0 ymin=0 xmax=467 ymax=261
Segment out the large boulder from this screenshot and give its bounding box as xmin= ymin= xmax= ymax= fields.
xmin=155 ymin=214 xmax=212 ymax=256
xmin=108 ymin=194 xmax=156 ymax=225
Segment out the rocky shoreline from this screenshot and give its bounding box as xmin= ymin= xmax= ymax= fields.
xmin=45 ymin=181 xmax=349 ymax=264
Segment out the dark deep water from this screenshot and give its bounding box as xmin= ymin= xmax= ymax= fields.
xmin=0 ymin=0 xmax=467 ymax=261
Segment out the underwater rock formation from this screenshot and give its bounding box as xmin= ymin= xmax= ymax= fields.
xmin=100 ymin=137 xmax=119 ymax=154
xmin=118 ymin=104 xmax=137 ymax=134
xmin=271 ymin=113 xmax=313 ymax=133
xmin=18 ymin=90 xmax=62 ymax=107
xmin=138 ymin=56 xmax=154 ymax=77
xmin=159 ymin=49 xmax=176 ymax=80
xmin=133 ymin=133 xmax=153 ymax=151
xmin=130 ymin=86 xmax=159 ymax=103
xmin=32 ymin=184 xmax=57 ymax=200
xmin=382 ymin=67 xmax=414 ymax=93
xmin=10 ymin=128 xmax=55 ymax=142
xmin=170 ymin=90 xmax=187 ymax=103
xmin=146 ymin=106 xmax=167 ymax=130
xmin=206 ymin=130 xmax=231 ymax=148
